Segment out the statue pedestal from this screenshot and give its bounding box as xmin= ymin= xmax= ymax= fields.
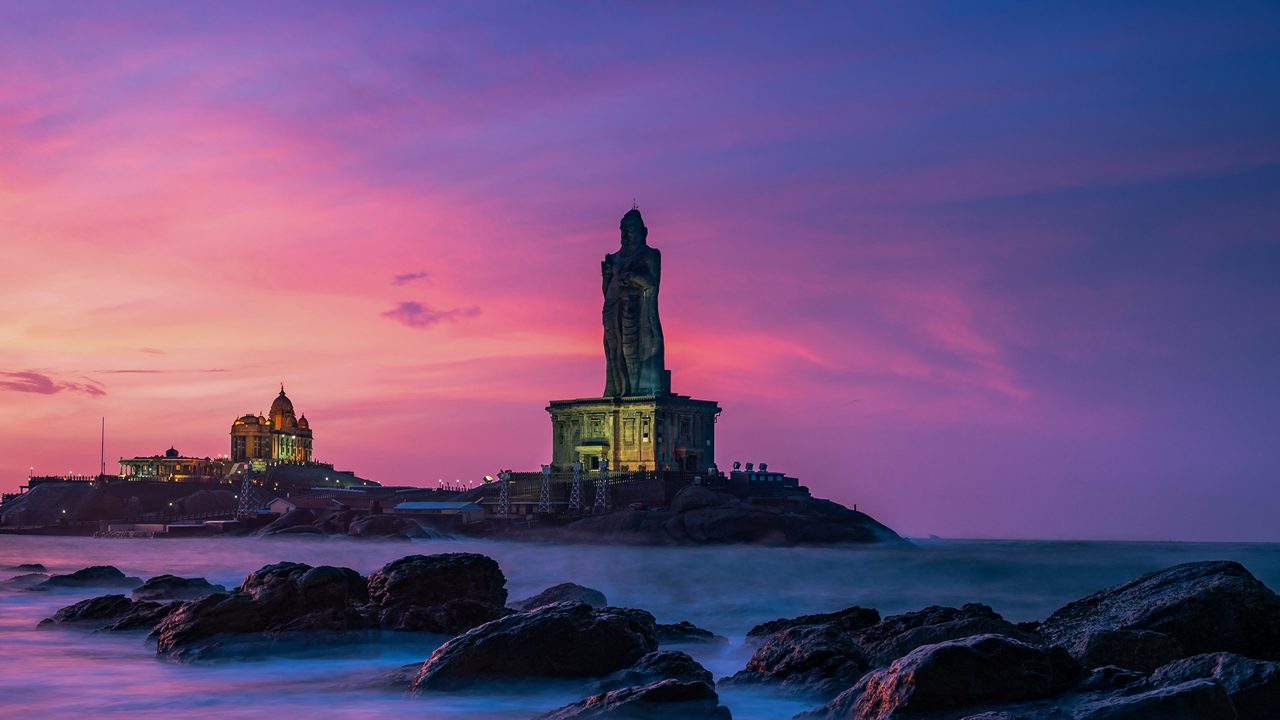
xmin=547 ymin=394 xmax=721 ymax=474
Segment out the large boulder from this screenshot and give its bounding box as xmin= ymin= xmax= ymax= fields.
xmin=589 ymin=650 xmax=714 ymax=694
xmin=38 ymin=594 xmax=134 ymax=626
xmin=1072 ymin=629 xmax=1183 ymax=673
xmin=256 ymin=508 xmax=318 ymax=536
xmin=730 ymin=603 xmax=1035 ymax=698
xmin=833 ymin=634 xmax=1080 ymax=720
xmin=1150 ymin=653 xmax=1280 ymax=720
xmin=35 ymin=565 xmax=141 ymax=590
xmin=1068 ymin=679 xmax=1236 ymax=720
xmin=1038 ymin=560 xmax=1280 ymax=662
xmin=537 ymin=680 xmax=731 ymax=720
xmin=132 ymin=575 xmax=226 ymax=601
xmin=3 ymin=572 xmax=49 ymax=589
xmin=747 ymin=606 xmax=880 ymax=642
xmin=151 ymin=561 xmax=373 ymax=659
xmin=367 ymin=553 xmax=508 ymax=634
xmin=411 ymin=601 xmax=658 ymax=691
xmin=103 ymin=600 xmax=184 ymax=632
xmin=347 ymin=514 xmax=432 ymax=539
xmin=656 ymin=621 xmax=726 ymax=645
xmin=512 ymin=582 xmax=608 ymax=611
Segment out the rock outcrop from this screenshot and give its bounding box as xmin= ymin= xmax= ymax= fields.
xmin=1150 ymin=653 xmax=1280 ymax=720
xmin=824 ymin=634 xmax=1080 ymax=720
xmin=132 ymin=574 xmax=226 ymax=601
xmin=411 ymin=601 xmax=658 ymax=691
xmin=656 ymin=620 xmax=726 ymax=645
xmin=1038 ymin=560 xmax=1280 ymax=663
xmin=747 ymin=606 xmax=880 ymax=642
xmin=588 ymin=650 xmax=714 ymax=694
xmin=35 ymin=565 xmax=141 ymax=590
xmin=537 ymin=680 xmax=731 ymax=720
xmin=366 ymin=553 xmax=508 ymax=634
xmin=38 ymin=594 xmax=134 ymax=626
xmin=730 ymin=603 xmax=1034 ymax=698
xmin=152 ymin=561 xmax=374 ymax=659
xmin=512 ymin=582 xmax=608 ymax=611
xmin=530 ymin=487 xmax=901 ymax=546
xmin=256 ymin=509 xmax=318 ymax=536
xmin=347 ymin=514 xmax=433 ymax=539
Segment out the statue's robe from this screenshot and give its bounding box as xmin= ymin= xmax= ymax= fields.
xmin=602 ymin=244 xmax=666 ymax=396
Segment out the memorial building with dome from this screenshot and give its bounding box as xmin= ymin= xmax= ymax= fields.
xmin=230 ymin=386 xmax=313 ymax=464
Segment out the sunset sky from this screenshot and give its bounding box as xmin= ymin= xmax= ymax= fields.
xmin=1 ymin=2 xmax=1277 ymax=541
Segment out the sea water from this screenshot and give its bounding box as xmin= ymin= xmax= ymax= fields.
xmin=2 ymin=535 xmax=1278 ymax=720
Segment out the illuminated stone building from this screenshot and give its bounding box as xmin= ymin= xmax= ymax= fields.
xmin=230 ymin=386 xmax=313 ymax=463
xmin=118 ymin=447 xmax=229 ymax=481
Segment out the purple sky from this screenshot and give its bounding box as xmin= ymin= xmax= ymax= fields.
xmin=1 ymin=2 xmax=1278 ymax=540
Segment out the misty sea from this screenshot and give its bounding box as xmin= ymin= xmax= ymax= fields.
xmin=2 ymin=535 xmax=1277 ymax=719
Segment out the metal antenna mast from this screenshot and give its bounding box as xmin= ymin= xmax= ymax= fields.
xmin=236 ymin=463 xmax=255 ymax=517
xmin=539 ymin=464 xmax=552 ymax=514
xmin=497 ymin=470 xmax=511 ymax=519
xmin=569 ymin=462 xmax=583 ymax=512
xmin=594 ymin=458 xmax=609 ymax=510
xmin=99 ymin=417 xmax=105 ymax=477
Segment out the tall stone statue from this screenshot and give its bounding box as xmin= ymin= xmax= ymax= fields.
xmin=602 ymin=207 xmax=669 ymax=397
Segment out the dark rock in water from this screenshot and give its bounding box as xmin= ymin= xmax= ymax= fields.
xmin=152 ymin=561 xmax=374 ymax=659
xmin=589 ymin=650 xmax=714 ymax=694
xmin=1038 ymin=560 xmax=1280 ymax=662
xmin=315 ymin=508 xmax=356 ymax=534
xmin=379 ymin=661 xmax=424 ymax=690
xmin=348 ymin=513 xmax=432 ymax=539
xmin=367 ymin=553 xmax=508 ymax=634
xmin=537 ymin=679 xmax=731 ymax=720
xmin=538 ymin=486 xmax=901 ymax=546
xmin=1069 ymin=679 xmax=1235 ymax=720
xmin=854 ymin=604 xmax=1041 ymax=669
xmin=824 ymin=634 xmax=1080 ymax=720
xmin=11 ymin=563 xmax=46 ymax=572
xmin=747 ymin=606 xmax=880 ymax=641
xmin=411 ymin=601 xmax=658 ymax=691
xmin=731 ymin=603 xmax=1034 ymax=698
xmin=1072 ymin=629 xmax=1183 ymax=673
xmin=656 ymin=621 xmax=726 ymax=645
xmin=257 ymin=509 xmax=318 ymax=536
xmin=1150 ymin=653 xmax=1280 ymax=720
xmin=271 ymin=524 xmax=327 ymax=536
xmin=729 ymin=623 xmax=867 ymax=697
xmin=102 ymin=600 xmax=183 ymax=632
xmin=133 ymin=575 xmax=226 ymax=601
xmin=38 ymin=594 xmax=134 ymax=627
xmin=1072 ymin=665 xmax=1147 ymax=693
xmin=3 ymin=572 xmax=49 ymax=589
xmin=36 ymin=565 xmax=141 ymax=590
xmin=512 ymin=582 xmax=608 ymax=611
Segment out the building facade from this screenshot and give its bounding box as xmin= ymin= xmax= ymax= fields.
xmin=118 ymin=447 xmax=229 ymax=481
xmin=230 ymin=386 xmax=313 ymax=463
xmin=547 ymin=394 xmax=720 ymax=472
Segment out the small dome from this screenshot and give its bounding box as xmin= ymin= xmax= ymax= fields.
xmin=165 ymin=447 xmax=180 ymax=458
xmin=297 ymin=414 xmax=310 ymax=429
xmin=270 ymin=387 xmax=294 ymax=417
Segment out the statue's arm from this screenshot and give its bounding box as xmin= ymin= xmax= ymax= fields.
xmin=602 ymin=254 xmax=613 ymax=296
xmin=630 ymin=248 xmax=660 ymax=290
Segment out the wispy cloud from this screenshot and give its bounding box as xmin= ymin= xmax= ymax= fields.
xmin=381 ymin=301 xmax=481 ymax=329
xmin=139 ymin=347 xmax=165 ymax=354
xmin=0 ymin=371 xmax=105 ymax=397
xmin=391 ymin=271 xmax=429 ymax=286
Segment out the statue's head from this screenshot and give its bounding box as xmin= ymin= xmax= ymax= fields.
xmin=620 ymin=208 xmax=647 ymax=250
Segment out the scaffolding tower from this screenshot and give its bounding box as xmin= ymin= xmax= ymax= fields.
xmin=594 ymin=459 xmax=609 ymax=510
xmin=539 ymin=464 xmax=552 ymax=514
xmin=569 ymin=462 xmax=583 ymax=511
xmin=497 ymin=470 xmax=511 ymax=518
